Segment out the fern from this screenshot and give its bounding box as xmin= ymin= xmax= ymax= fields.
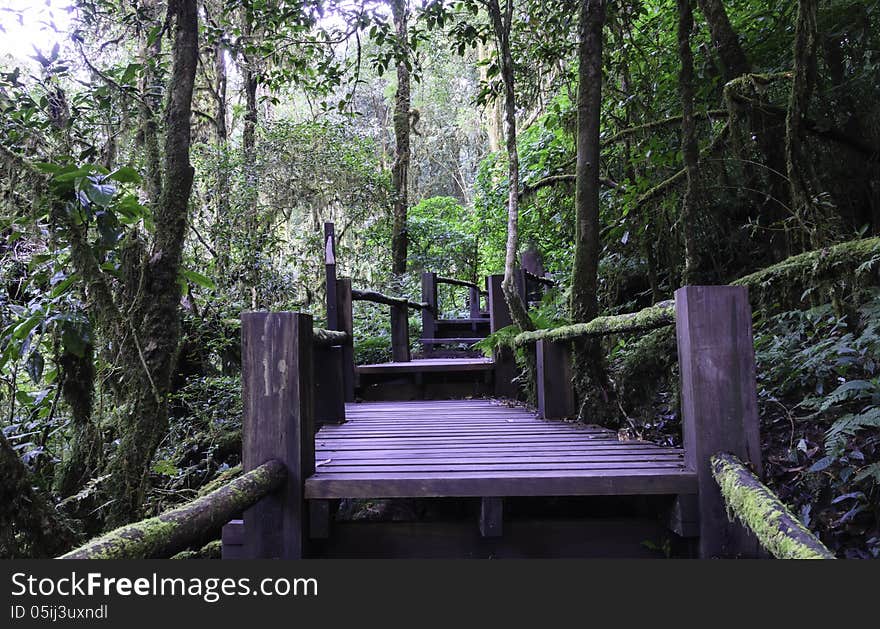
xmin=825 ymin=406 xmax=880 ymax=456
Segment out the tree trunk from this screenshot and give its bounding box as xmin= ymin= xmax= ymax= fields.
xmin=106 ymin=0 xmax=198 ymax=526
xmin=485 ymin=0 xmax=532 ymax=332
xmin=786 ymin=0 xmax=822 ymax=248
xmin=54 ymin=342 xmax=99 ymax=498
xmin=570 ymin=0 xmax=610 ymax=423
xmin=678 ymin=0 xmax=700 ymax=283
xmin=695 ymin=0 xmax=749 ymax=82
xmin=1 ymin=431 xmax=78 ymax=557
xmin=698 ymin=0 xmax=789 ymax=259
xmin=241 ymin=6 xmax=260 ymax=305
xmin=390 ymin=0 xmax=411 ymax=275
xmin=138 ymin=0 xmax=163 ymax=206
xmin=212 ymin=30 xmax=231 ymax=276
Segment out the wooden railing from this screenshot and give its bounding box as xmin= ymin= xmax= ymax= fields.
xmin=711 ymin=452 xmax=834 ymax=559
xmin=59 ymin=460 xmax=285 ymax=559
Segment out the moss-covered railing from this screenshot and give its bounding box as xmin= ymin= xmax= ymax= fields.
xmin=59 ymin=460 xmax=285 ymax=559
xmin=513 ymin=300 xmax=675 ymax=346
xmin=711 ymin=453 xmax=835 ymax=559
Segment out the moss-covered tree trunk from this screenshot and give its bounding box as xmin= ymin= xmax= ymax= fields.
xmin=678 ymin=0 xmax=700 ymax=284
xmin=695 ymin=0 xmax=749 ymax=82
xmin=786 ymin=0 xmax=822 ymax=248
xmin=571 ymin=0 xmax=612 ymax=422
xmin=104 ymin=0 xmax=199 ymax=526
xmin=390 ymin=0 xmax=411 ymax=276
xmin=1 ymin=431 xmax=78 ymax=557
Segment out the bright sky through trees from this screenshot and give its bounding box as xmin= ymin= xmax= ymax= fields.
xmin=0 ymin=0 xmax=73 ymax=66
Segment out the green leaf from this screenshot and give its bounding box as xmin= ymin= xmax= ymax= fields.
xmin=152 ymin=459 xmax=178 ymax=477
xmin=108 ymin=166 xmax=141 ymax=184
xmin=181 ymin=269 xmax=216 ymax=291
xmin=12 ymin=316 xmax=41 ymax=340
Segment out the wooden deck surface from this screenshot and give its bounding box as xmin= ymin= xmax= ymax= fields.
xmin=356 ymin=357 xmax=494 ymax=375
xmin=305 ymin=399 xmax=696 ymax=499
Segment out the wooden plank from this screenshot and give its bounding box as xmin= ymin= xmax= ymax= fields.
xmin=337 ymin=278 xmax=355 ymax=402
xmin=317 ymin=446 xmax=680 ymax=458
xmin=356 ymin=358 xmax=494 ymax=375
xmin=313 ymin=461 xmax=689 ymax=473
xmin=418 ymin=337 xmax=484 ymax=344
xmin=480 ymin=497 xmax=503 ymax=538
xmin=390 ymin=302 xmax=411 ymax=363
xmin=316 ymin=453 xmax=686 ymax=465
xmin=242 ymin=312 xmax=314 ymax=559
xmin=675 ymin=285 xmax=762 ymax=558
xmin=305 ymin=469 xmax=697 ymax=499
xmin=536 ymin=339 xmax=575 ymax=419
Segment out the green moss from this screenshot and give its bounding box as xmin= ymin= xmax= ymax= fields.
xmin=733 ymin=237 xmax=880 ymax=310
xmin=514 ymin=300 xmax=675 ymax=346
xmin=711 ymin=453 xmax=835 ymax=560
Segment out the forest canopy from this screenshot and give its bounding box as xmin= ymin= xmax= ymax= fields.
xmin=1 ymin=0 xmax=879 ymax=559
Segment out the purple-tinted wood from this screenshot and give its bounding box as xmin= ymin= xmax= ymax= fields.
xmin=536 ymin=339 xmax=575 ymax=419
xmin=242 ymin=312 xmax=314 ymax=558
xmin=480 ymin=497 xmax=503 ymax=537
xmin=675 ymin=285 xmax=762 ymax=558
xmin=390 ymin=302 xmax=411 ymax=363
xmin=337 ymin=278 xmax=355 ymax=402
xmin=421 ymin=272 xmax=438 ymax=355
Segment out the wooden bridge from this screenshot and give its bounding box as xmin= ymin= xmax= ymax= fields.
xmin=217 ymin=223 xmax=765 ymax=559
xmin=60 ymin=224 xmax=836 ymax=560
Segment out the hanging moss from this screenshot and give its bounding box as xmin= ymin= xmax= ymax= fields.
xmin=711 ymin=453 xmax=835 ymax=560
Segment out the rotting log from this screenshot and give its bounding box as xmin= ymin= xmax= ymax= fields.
xmin=59 ymin=460 xmax=285 ymax=559
xmin=313 ymin=328 xmax=350 ymax=347
xmin=352 ymin=288 xmax=430 ymax=311
xmin=711 ymin=453 xmax=835 ymax=559
xmin=514 ymin=300 xmax=675 ymax=346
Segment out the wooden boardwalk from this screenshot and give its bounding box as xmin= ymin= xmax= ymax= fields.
xmin=305 ymin=399 xmax=696 ymax=499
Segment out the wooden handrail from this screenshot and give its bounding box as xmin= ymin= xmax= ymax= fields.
xmin=522 ymin=269 xmax=554 ymax=287
xmin=435 ymin=275 xmax=488 ymax=295
xmin=514 ymin=300 xmax=675 ymax=346
xmin=59 ymin=460 xmax=286 ymax=559
xmin=711 ymin=453 xmax=835 ymax=559
xmin=352 ymin=288 xmax=430 ymax=311
xmin=313 ymin=328 xmax=350 ymax=347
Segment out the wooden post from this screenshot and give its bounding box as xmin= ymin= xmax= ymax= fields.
xmin=488 ymin=274 xmax=518 ymax=399
xmin=468 ymin=286 xmax=480 ymax=320
xmin=536 ymin=339 xmax=575 ymax=419
xmin=337 ymin=278 xmax=355 ymax=402
xmin=324 ymin=222 xmax=337 ymax=329
xmin=314 ymin=344 xmax=345 ymax=425
xmin=421 ymin=272 xmax=437 ymax=355
xmin=241 ymin=312 xmax=314 ymax=559
xmin=390 ymin=302 xmax=411 ymax=363
xmin=479 ymin=497 xmax=503 ymax=537
xmin=675 ymin=285 xmax=762 ymax=558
